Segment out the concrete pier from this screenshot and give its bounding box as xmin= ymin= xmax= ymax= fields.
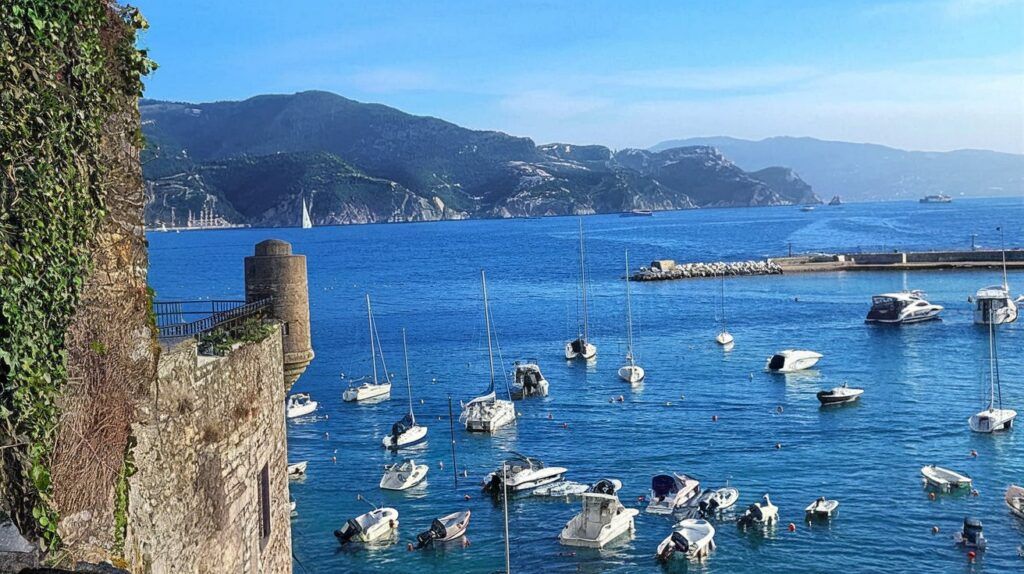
xmin=631 ymin=249 xmax=1024 ymax=281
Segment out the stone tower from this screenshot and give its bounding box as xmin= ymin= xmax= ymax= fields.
xmin=245 ymin=239 xmax=314 ymax=386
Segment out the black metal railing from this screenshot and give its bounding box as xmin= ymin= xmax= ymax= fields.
xmin=154 ymin=298 xmax=273 ymax=339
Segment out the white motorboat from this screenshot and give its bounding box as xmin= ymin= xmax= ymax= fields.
xmin=379 ymin=460 xmax=428 ymax=491
xmin=286 ymin=393 xmax=317 ymax=419
xmin=460 ymin=271 xmax=516 ymax=433
xmin=800 ymin=205 xmax=815 ymax=212
xmin=383 ymin=330 xmax=429 ymax=449
xmin=334 ymin=507 xmax=399 ymax=544
xmin=737 ymin=494 xmax=779 ymax=527
xmin=647 ymin=473 xmax=701 ymax=515
xmin=975 ymin=286 xmax=1018 ymax=325
xmin=511 ymin=360 xmax=549 ymax=399
xmin=482 ymin=453 xmax=567 ymax=495
xmin=817 ymin=383 xmax=864 ymax=406
xmin=1004 ymin=485 xmax=1024 ymax=520
xmin=618 ymin=251 xmax=646 ymax=383
xmin=865 ymin=290 xmax=943 ymax=324
xmin=765 ymin=349 xmax=822 ymax=373
xmin=656 ymin=518 xmax=716 ymax=561
xmin=566 ymin=220 xmax=597 ymax=360
xmin=559 ymin=491 xmax=639 ymax=548
xmin=414 ymin=510 xmax=471 ymax=548
xmin=287 ymin=461 xmax=307 ymax=478
xmin=969 ymin=312 xmax=1016 ymax=433
xmin=535 ymin=478 xmax=621 ymax=498
xmin=804 ymin=497 xmax=839 ymax=517
xmin=920 ymin=465 xmax=972 ymax=491
xmin=688 ymin=487 xmax=739 ymax=518
xmin=920 ymin=194 xmax=952 ymax=203
xmin=343 ymin=294 xmax=393 ymax=402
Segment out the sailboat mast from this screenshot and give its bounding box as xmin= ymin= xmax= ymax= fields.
xmin=502 ymin=461 xmax=511 ymax=574
xmin=988 ymin=313 xmax=996 ymax=410
xmin=366 ymin=294 xmax=378 ymax=385
xmin=720 ymin=272 xmax=727 ymax=329
xmin=624 ymin=251 xmax=634 ymax=362
xmin=579 ymin=220 xmax=589 ymax=341
xmin=482 ymin=271 xmax=497 ymax=394
xmin=999 ymin=226 xmax=1008 ymax=290
xmin=402 ymin=328 xmax=414 ymax=423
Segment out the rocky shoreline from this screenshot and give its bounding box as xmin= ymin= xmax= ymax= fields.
xmin=631 ymin=259 xmax=783 ymax=281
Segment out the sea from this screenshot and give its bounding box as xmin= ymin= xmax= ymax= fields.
xmin=148 ymin=197 xmax=1024 ymax=573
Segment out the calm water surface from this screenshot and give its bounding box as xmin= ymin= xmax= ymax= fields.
xmin=148 ymin=198 xmax=1024 ymax=573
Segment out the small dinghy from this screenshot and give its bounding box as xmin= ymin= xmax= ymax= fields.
xmin=954 ymin=517 xmax=987 ymax=550
xmin=737 ymin=494 xmax=778 ymax=527
xmin=482 ymin=453 xmax=567 ymax=495
xmin=511 ymin=360 xmax=549 ymax=399
xmin=559 ymin=491 xmax=639 ymax=548
xmin=287 ymin=461 xmax=307 ymax=478
xmin=286 ymin=393 xmax=317 ymax=419
xmin=415 ymin=510 xmax=471 ymax=548
xmin=766 ymin=349 xmax=822 ymax=372
xmin=1005 ymin=484 xmax=1024 ymax=520
xmin=688 ymin=487 xmax=739 ymax=518
xmin=804 ymin=496 xmax=839 ymax=518
xmin=646 ymin=473 xmax=701 ymax=515
xmin=921 ymin=465 xmax=972 ymax=491
xmin=817 ymin=383 xmax=864 ymax=406
xmin=534 ymin=481 xmax=591 ymax=498
xmin=334 ymin=507 xmax=399 ymax=545
xmin=656 ymin=518 xmax=716 ymax=561
xmin=379 ymin=460 xmax=428 ymax=491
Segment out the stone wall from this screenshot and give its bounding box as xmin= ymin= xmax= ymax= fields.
xmin=123 ymin=331 xmax=291 ymax=574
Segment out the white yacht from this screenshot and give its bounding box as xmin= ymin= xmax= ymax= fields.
xmin=482 ymin=453 xmax=567 ymax=495
xmin=656 ymin=518 xmax=716 ymax=561
xmin=334 ymin=506 xmax=399 ymax=544
xmin=646 ymin=473 xmax=701 ymax=515
xmin=559 ymin=490 xmax=639 ymax=548
xmin=1004 ymin=485 xmax=1024 ymax=520
xmin=816 ymin=383 xmax=864 ymax=406
xmin=969 ymin=317 xmax=1016 ymax=433
xmin=565 ymin=220 xmax=597 ymax=360
xmin=920 ymin=465 xmax=972 ymax=491
xmin=511 ymin=360 xmax=549 ymax=399
xmin=382 ymin=330 xmax=428 ymax=449
xmin=618 ymin=251 xmax=645 ymax=383
xmin=343 ymin=294 xmax=393 ymax=402
xmin=865 ymin=290 xmax=943 ymax=324
xmin=379 ymin=460 xmax=428 ymax=491
xmin=765 ymin=349 xmax=822 ymax=372
xmin=285 ymin=393 xmax=317 ymax=419
xmin=975 ymin=285 xmax=1018 ymax=325
xmin=414 ymin=510 xmax=471 ymax=548
xmin=460 ymin=271 xmax=516 ymax=433
xmin=737 ymin=494 xmax=778 ymax=527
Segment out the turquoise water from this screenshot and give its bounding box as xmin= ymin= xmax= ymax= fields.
xmin=148 ymin=198 xmax=1024 ymax=573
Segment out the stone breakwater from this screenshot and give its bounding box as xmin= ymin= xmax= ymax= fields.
xmin=632 ymin=260 xmax=782 ymax=281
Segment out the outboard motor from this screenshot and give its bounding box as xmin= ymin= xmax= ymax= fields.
xmin=960 ymin=517 xmax=987 ymax=549
xmin=699 ymin=497 xmax=720 ymax=518
xmin=591 ymin=479 xmax=616 ymax=495
xmin=484 ymin=473 xmax=503 ymax=496
xmin=415 ymin=519 xmax=447 ymax=549
xmin=738 ymin=503 xmax=761 ymax=527
xmin=671 ymin=531 xmax=690 ymax=554
xmin=334 ymin=518 xmax=362 ymax=544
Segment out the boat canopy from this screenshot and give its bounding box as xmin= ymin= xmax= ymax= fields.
xmin=464 ymin=391 xmax=496 ymax=408
xmin=569 ymin=338 xmax=587 ymax=353
xmin=652 ymin=475 xmax=679 ymax=497
xmin=591 ymin=479 xmax=618 ymax=495
xmin=391 ymin=413 xmax=416 ymax=437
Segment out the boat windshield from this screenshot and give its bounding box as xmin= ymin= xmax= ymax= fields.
xmin=652 ymin=475 xmax=678 ymax=497
xmin=870 ymin=296 xmax=898 ymax=309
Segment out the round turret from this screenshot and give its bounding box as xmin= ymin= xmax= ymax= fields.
xmin=245 ymin=239 xmax=314 ymax=386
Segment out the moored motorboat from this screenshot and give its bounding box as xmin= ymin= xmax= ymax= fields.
xmin=865 ymin=291 xmax=942 ymax=324
xmin=954 ymin=518 xmax=987 ymax=550
xmin=379 ymin=459 xmax=428 ymax=491
xmin=804 ymin=496 xmax=839 ymax=517
xmin=482 ymin=453 xmax=567 ymax=495
xmin=1004 ymin=485 xmax=1024 ymax=519
xmin=334 ymin=507 xmax=399 ymax=544
xmin=287 ymin=461 xmax=307 ymax=478
xmin=765 ymin=349 xmax=822 ymax=372
xmin=646 ymin=473 xmax=700 ymax=515
xmin=817 ymin=383 xmax=864 ymax=406
xmin=559 ymin=490 xmax=639 ymax=548
xmin=737 ymin=494 xmax=778 ymax=527
xmin=656 ymin=518 xmax=716 ymax=561
xmin=974 ymin=285 xmax=1018 ymax=325
xmin=511 ymin=360 xmax=549 ymax=399
xmin=415 ymin=510 xmax=471 ymax=548
xmin=286 ymin=393 xmax=317 ymax=419
xmin=534 ymin=478 xmax=620 ymax=498
xmin=921 ymin=465 xmax=972 ymax=491
xmin=688 ymin=487 xmax=739 ymax=518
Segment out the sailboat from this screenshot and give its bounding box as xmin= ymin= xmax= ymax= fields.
xmin=714 ymin=271 xmax=734 ymax=345
xmin=343 ymin=295 xmax=393 ymax=402
xmin=618 ymin=251 xmax=645 ymax=383
xmin=460 ymin=271 xmax=516 ymax=433
xmin=382 ymin=329 xmax=428 ymax=448
xmin=974 ymin=227 xmax=1017 ymax=325
xmin=968 ymin=309 xmax=1016 ymax=433
xmin=565 ymin=220 xmax=597 ymax=360
xmin=301 ymin=197 xmax=313 ymax=229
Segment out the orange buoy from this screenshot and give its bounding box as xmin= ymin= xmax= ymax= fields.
xmin=968 ymin=550 xmax=976 ymax=561
xmin=787 ymin=523 xmax=796 ymax=532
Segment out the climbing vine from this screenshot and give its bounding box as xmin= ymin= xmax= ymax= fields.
xmin=0 ymin=0 xmax=155 ymax=550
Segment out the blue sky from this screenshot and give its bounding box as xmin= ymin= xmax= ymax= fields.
xmin=136 ymin=0 xmax=1024 ymax=153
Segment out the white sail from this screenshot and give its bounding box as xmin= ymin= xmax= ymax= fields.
xmin=301 ymin=197 xmax=313 ymax=229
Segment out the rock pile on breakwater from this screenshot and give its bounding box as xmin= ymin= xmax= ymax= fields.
xmin=631 ymin=259 xmax=783 ymax=281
